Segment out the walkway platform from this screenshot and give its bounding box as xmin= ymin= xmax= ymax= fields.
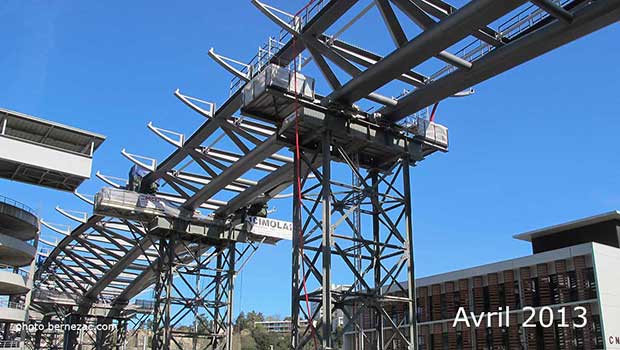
xmin=0 ymin=108 xmax=105 ymax=191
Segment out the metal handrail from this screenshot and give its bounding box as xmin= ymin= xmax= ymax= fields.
xmin=430 ymin=0 xmax=570 ymax=80
xmin=229 ymin=0 xmax=325 ymax=95
xmin=0 ymin=194 xmax=36 ymax=216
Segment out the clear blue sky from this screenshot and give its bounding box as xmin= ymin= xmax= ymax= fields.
xmin=1 ymin=1 xmax=619 ymax=318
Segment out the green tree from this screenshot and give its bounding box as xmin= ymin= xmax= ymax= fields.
xmin=236 ymin=310 xmax=266 ymax=331
xmin=252 ymin=325 xmax=281 ymax=350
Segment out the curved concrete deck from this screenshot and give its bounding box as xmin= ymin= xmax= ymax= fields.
xmin=0 ymin=270 xmax=28 ymax=294
xmin=0 ymin=232 xmax=36 ymax=266
xmin=0 ymin=200 xmax=38 ymax=241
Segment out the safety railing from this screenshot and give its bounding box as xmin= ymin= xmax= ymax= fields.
xmin=229 ymin=0 xmax=325 ymax=95
xmin=33 ymin=288 xmax=80 ymax=302
xmin=0 ymin=265 xmax=29 ymax=279
xmin=0 ymin=340 xmax=21 ymax=349
xmin=430 ymin=0 xmax=570 ymax=80
xmin=0 ymin=300 xmax=25 ymax=310
xmin=0 ymin=194 xmax=36 ymax=217
xmin=133 ymin=299 xmax=155 ymax=310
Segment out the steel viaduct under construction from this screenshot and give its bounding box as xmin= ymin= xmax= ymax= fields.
xmin=1 ymin=0 xmax=619 ymax=349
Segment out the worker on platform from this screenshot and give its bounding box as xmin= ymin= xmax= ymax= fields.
xmin=247 ymin=202 xmax=268 ymax=218
xmin=128 ymin=165 xmax=159 ymax=195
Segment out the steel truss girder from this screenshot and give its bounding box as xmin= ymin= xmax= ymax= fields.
xmin=291 ymin=130 xmax=416 ymax=350
xmin=142 ymin=0 xmax=359 ymax=189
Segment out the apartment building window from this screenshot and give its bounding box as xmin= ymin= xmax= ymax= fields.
xmin=513 ymin=281 xmax=521 ymax=309
xmin=592 ymin=315 xmax=603 ymax=348
xmin=440 ymin=294 xmax=448 ymax=319
xmin=549 ymin=274 xmax=561 ymax=304
xmin=483 ymin=286 xmax=491 ymax=312
xmin=499 ymin=283 xmax=506 ymax=308
xmin=418 ymin=335 xmax=426 ymax=350
xmin=584 ymin=268 xmax=597 ymax=299
xmin=428 ymin=295 xmax=434 ymax=320
xmin=416 ymin=297 xmax=423 ymax=322
xmin=554 ymin=323 xmax=566 ymax=349
xmin=566 ymin=271 xmax=579 ymax=302
xmin=391 ymin=307 xmax=400 ymax=324
xmin=573 ymin=321 xmax=585 ymax=350
xmin=531 ymin=278 xmax=541 ymax=307
xmin=501 ymin=327 xmax=509 ymax=350
xmin=456 ymin=331 xmax=464 ymax=350
xmin=485 ymin=328 xmax=493 ymax=350
xmin=453 ymin=291 xmax=461 ymax=313
xmin=442 ymin=333 xmax=449 ymax=350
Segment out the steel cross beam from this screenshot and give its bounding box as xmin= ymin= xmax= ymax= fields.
xmin=382 ymin=0 xmax=620 ymax=120
xmin=182 ymin=134 xmax=283 ymax=210
xmin=144 ymin=0 xmax=360 ymax=189
xmin=326 ymin=0 xmax=526 ymax=105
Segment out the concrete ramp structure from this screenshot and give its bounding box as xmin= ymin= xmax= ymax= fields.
xmin=0 ymin=195 xmax=39 ymax=350
xmin=0 ymin=108 xmax=105 ymax=191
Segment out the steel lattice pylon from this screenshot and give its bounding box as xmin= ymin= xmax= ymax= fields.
xmin=149 ymin=236 xmax=243 ymax=350
xmin=291 ymin=131 xmax=417 ymax=349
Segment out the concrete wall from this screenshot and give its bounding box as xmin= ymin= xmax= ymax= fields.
xmin=0 ymin=306 xmax=26 ymax=323
xmin=593 ymin=243 xmax=620 ymax=349
xmin=0 ymin=136 xmax=92 ymax=178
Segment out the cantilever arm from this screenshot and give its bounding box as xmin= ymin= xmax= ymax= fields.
xmin=208 ymin=48 xmax=252 ymax=80
xmin=251 ymin=0 xmax=300 ymax=35
xmin=55 ymin=206 xmax=88 ymax=224
xmin=121 ymin=149 xmax=157 ymax=172
xmin=73 ymin=190 xmax=94 ymax=205
xmin=96 ymin=171 xmax=126 ymax=189
xmin=174 ymin=89 xmax=216 ymax=119
xmin=147 ymin=122 xmax=185 ymax=148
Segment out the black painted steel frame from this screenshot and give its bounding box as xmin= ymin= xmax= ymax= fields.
xmin=292 ymin=130 xmax=416 ymax=349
